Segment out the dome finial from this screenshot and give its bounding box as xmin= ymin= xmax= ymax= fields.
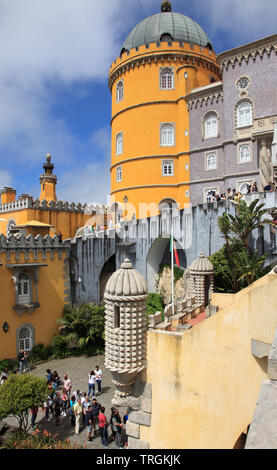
xmin=161 ymin=1 xmax=172 ymax=12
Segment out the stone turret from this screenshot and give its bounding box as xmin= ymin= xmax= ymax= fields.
xmin=189 ymin=253 xmax=214 ymax=307
xmin=39 ymin=153 xmax=57 ymax=203
xmin=104 ymin=258 xmax=148 ymax=405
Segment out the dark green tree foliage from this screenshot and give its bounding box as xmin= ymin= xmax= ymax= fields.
xmin=56 ymin=304 xmax=105 ymax=353
xmin=146 ymin=293 xmax=164 ymax=318
xmin=210 ymin=199 xmax=273 ymax=293
xmin=0 ymin=374 xmax=48 ymax=431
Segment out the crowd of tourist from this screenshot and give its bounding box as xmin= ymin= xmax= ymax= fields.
xmin=34 ymin=367 xmax=128 ymax=448
xmin=209 ymin=181 xmax=276 ymax=204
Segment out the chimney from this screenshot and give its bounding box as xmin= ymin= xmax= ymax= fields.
xmin=0 ymin=187 xmax=16 ymax=205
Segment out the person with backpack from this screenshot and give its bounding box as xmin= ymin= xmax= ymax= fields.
xmin=112 ymin=409 xmax=123 ymax=449
xmin=53 ymin=392 xmax=62 ymax=425
xmin=91 ymin=398 xmax=100 ymax=436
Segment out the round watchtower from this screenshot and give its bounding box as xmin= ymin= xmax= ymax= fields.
xmin=104 ymin=258 xmax=148 ymax=401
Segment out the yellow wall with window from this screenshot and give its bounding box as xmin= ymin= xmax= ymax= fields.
xmin=0 ymin=248 xmax=69 ymax=361
xmin=109 ymin=42 xmax=220 ymax=218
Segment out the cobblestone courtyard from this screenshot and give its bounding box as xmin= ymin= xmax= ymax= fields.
xmin=4 ymin=355 xmax=127 ymax=449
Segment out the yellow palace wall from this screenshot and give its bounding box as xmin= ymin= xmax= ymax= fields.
xmin=109 ymin=41 xmax=220 ymax=218
xmin=0 ymin=250 xmax=68 ymax=360
xmin=140 ymin=271 xmax=277 ymax=449
xmin=0 ymin=208 xmax=92 ymax=240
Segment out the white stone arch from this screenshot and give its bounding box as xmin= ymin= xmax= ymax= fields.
xmin=146 ymin=235 xmax=186 ymax=293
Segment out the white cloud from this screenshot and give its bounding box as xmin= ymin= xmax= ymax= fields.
xmin=58 ymin=160 xmax=110 ymax=205
xmin=0 ymin=170 xmax=12 ymax=189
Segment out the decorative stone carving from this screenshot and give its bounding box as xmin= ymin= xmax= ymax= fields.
xmin=104 ymin=258 xmax=148 ymax=405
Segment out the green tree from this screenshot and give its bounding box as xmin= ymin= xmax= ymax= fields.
xmin=57 ymin=304 xmax=105 ymax=351
xmin=0 ymin=374 xmax=48 ymax=431
xmin=212 ymin=198 xmax=274 ymax=293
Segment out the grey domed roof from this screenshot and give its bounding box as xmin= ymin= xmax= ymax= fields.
xmin=190 ymin=253 xmax=214 ymax=274
xmin=105 ymin=258 xmax=147 ymax=298
xmin=121 ymin=12 xmax=213 ymax=53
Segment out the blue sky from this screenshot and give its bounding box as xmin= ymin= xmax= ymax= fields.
xmin=0 ymin=0 xmax=276 ymax=205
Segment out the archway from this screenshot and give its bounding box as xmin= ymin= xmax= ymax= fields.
xmin=99 ymin=254 xmax=116 ymax=301
xmin=146 ymin=236 xmax=186 ymax=293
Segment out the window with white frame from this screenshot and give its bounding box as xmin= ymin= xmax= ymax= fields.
xmin=18 ymin=325 xmax=32 ymax=351
xmin=116 ymin=166 xmax=122 ymax=182
xmin=237 ymin=101 xmax=252 ymax=127
xmin=160 ymin=123 xmax=175 ymax=147
xmin=238 ymin=181 xmax=252 ymax=194
xmin=239 ymin=144 xmax=251 ymax=163
xmin=160 ymin=67 xmax=174 ymax=89
xmin=206 ymin=152 xmax=217 ymax=170
xmin=18 ymin=272 xmax=31 ymax=305
xmin=116 ymin=133 xmax=123 ymax=156
xmin=204 ymin=112 xmax=218 ymax=138
xmin=116 ymin=81 xmax=124 ymax=103
xmin=162 ymin=160 xmax=174 ymax=176
xmin=205 ymin=188 xmax=219 ymax=203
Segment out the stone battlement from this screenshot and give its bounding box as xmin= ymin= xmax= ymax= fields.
xmin=0 ymin=233 xmax=70 ymax=261
xmin=0 ymin=197 xmax=106 ymax=215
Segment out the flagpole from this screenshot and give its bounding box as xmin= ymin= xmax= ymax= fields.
xmin=171 ymin=210 xmax=175 ymax=316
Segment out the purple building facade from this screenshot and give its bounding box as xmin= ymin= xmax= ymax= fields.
xmin=186 ymin=34 xmax=277 ymax=206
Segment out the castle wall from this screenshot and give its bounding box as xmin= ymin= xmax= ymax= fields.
xmin=71 ymin=193 xmax=277 ymax=303
xmin=139 ymin=270 xmax=277 ymax=449
xmin=0 ymin=236 xmax=70 ymax=360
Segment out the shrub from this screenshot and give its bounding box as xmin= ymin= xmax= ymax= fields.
xmin=31 ymin=344 xmax=53 ymax=363
xmin=0 ymin=374 xmax=48 ymax=431
xmin=146 ymin=293 xmax=164 ymax=317
xmin=2 ymin=429 xmax=86 ymax=449
xmin=0 ymin=359 xmax=17 ymax=373
xmin=51 ymin=335 xmax=68 ymax=359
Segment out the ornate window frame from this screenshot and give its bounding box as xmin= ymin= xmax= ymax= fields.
xmin=16 ymin=323 xmax=35 ymax=353
xmin=204 ymin=186 xmax=220 ymax=203
xmin=160 ymin=122 xmax=176 ymax=147
xmin=235 ymin=98 xmax=254 ymax=129
xmin=202 ymin=111 xmax=220 ymax=140
xmin=236 ymin=179 xmax=253 ymax=194
xmin=236 ymin=75 xmax=251 ymax=93
xmin=205 ymin=150 xmax=218 ymax=171
xmin=162 ymin=159 xmax=174 ymax=177
xmin=116 ymin=166 xmax=122 ymax=183
xmin=116 ymin=80 xmax=124 ymax=103
xmin=159 ymin=66 xmax=175 ymax=90
xmin=237 ymin=142 xmax=252 ymax=164
xmin=116 ymin=132 xmax=123 ymax=156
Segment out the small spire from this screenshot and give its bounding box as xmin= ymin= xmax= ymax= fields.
xmin=161 ymin=1 xmax=172 ymax=12
xmin=46 ymin=152 xmax=52 ymax=163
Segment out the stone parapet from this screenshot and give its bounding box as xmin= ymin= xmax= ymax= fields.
xmin=0 ymin=197 xmax=106 ymax=215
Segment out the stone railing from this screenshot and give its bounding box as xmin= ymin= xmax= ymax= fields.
xmin=149 ymin=296 xmax=205 ymax=332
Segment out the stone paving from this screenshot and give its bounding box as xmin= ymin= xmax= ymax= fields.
xmin=4 ymin=354 xmax=127 ymax=450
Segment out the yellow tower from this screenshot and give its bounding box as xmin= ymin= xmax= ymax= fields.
xmin=109 ymin=1 xmax=220 ymax=219
xmin=39 ymin=153 xmax=57 ymax=202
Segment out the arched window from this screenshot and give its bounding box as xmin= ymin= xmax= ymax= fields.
xmin=160 ymin=123 xmax=175 ymax=147
xmin=162 ymin=160 xmax=174 ymax=176
xmin=237 ymin=101 xmax=252 ymax=127
xmin=204 ymin=112 xmax=218 ymax=138
xmin=18 ymin=272 xmax=31 ymax=305
xmin=116 ymin=166 xmax=122 ymax=183
xmin=116 ymin=81 xmax=124 ymax=103
xmin=239 ymin=144 xmax=251 ymax=163
xmin=206 ymin=152 xmax=217 ymax=170
xmin=7 ymin=218 xmax=16 ymax=237
xmin=238 ymin=181 xmax=251 ymax=194
xmin=18 ymin=325 xmax=32 ymax=351
xmin=116 ymin=133 xmax=123 ymax=156
xmin=160 ymin=67 xmax=174 ymax=89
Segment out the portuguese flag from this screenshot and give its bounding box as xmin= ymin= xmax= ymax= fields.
xmin=170 ymin=235 xmax=180 ymax=267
